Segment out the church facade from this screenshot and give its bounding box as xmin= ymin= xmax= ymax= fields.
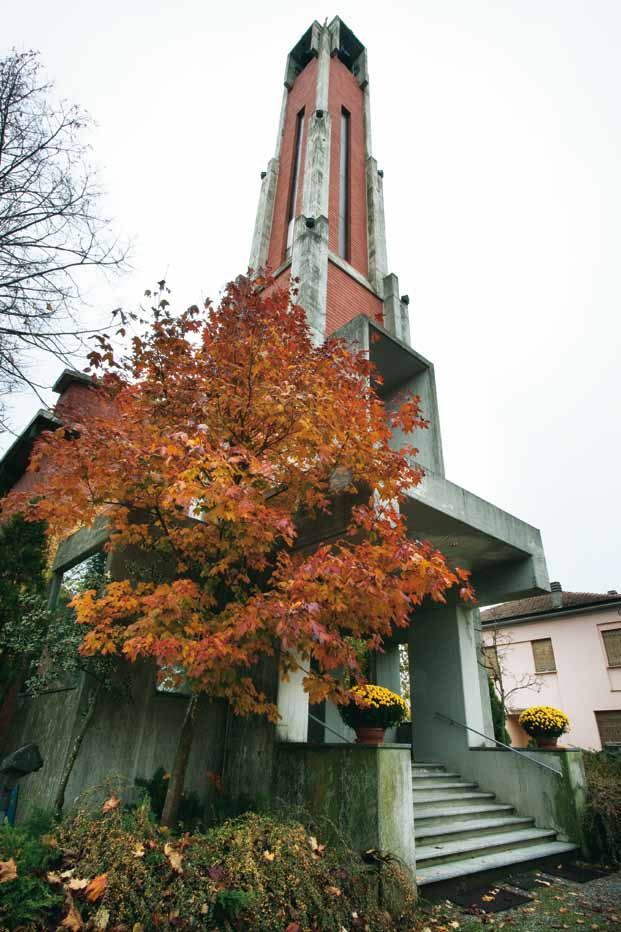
xmin=1 ymin=18 xmax=586 ymax=893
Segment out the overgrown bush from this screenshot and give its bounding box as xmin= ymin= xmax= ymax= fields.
xmin=1 ymin=803 xmax=418 ymax=930
xmin=0 ymin=809 xmax=62 ymax=929
xmin=583 ymin=750 xmax=621 ymax=865
xmin=135 ymin=766 xmax=203 ymax=828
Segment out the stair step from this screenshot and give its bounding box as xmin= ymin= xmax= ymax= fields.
xmin=412 ymin=762 xmax=445 ymax=769
xmin=414 ymin=803 xmax=514 ymax=824
xmin=416 ymin=828 xmax=557 ymax=867
xmin=412 ymin=782 xmax=478 ymax=793
xmin=414 ymin=792 xmax=495 ymax=807
xmin=416 ymin=841 xmax=577 ymax=887
xmin=415 ymin=816 xmax=534 ymax=843
xmin=412 ymin=772 xmax=461 ymax=784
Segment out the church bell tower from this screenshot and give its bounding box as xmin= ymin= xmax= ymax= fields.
xmin=250 ymin=17 xmax=410 ymax=346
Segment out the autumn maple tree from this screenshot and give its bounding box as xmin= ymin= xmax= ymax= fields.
xmin=3 ymin=274 xmax=473 ymax=826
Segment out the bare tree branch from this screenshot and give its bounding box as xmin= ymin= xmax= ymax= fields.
xmin=0 ymin=49 xmax=130 ymax=428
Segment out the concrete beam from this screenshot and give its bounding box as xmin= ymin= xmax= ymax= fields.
xmin=52 ymin=519 xmax=109 ymax=574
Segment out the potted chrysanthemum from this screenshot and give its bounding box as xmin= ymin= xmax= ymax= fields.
xmin=518 ymin=705 xmax=570 ymax=748
xmin=339 ymin=684 xmax=409 ymax=745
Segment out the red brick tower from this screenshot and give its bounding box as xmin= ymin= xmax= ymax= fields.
xmin=250 ymin=17 xmax=410 ymax=346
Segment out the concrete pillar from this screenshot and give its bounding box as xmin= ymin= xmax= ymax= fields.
xmin=315 ymin=24 xmax=331 ymax=112
xmin=375 ymin=643 xmax=402 ymax=743
xmin=249 ymin=158 xmax=279 ymax=272
xmin=375 ymin=644 xmax=402 ymax=694
xmin=366 ymin=158 xmax=388 ymax=292
xmin=290 ymin=214 xmax=329 ymax=345
xmin=382 ymin=274 xmax=410 ymax=345
xmin=301 ymin=110 xmax=331 ymax=220
xmin=276 ymin=653 xmax=309 ymax=743
xmin=408 ymin=603 xmax=494 ymax=766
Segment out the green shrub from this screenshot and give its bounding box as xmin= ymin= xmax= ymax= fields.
xmin=583 ymin=750 xmax=621 ymax=864
xmin=49 ymin=803 xmax=413 ymax=930
xmin=135 ymin=765 xmax=203 ymax=827
xmin=488 ymin=677 xmax=510 ymax=745
xmin=0 ymin=810 xmax=62 ymax=928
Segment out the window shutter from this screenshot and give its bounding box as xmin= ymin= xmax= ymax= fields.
xmin=531 ymin=638 xmax=556 ymax=673
xmin=595 ymin=710 xmax=621 ymax=745
xmin=602 ymin=629 xmax=621 ymax=667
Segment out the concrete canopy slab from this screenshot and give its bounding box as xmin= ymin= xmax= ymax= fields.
xmin=331 ymin=315 xmax=549 ymax=605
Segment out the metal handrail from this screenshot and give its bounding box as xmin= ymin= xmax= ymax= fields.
xmin=434 ymin=711 xmax=563 ymax=777
xmin=308 ymin=712 xmax=354 ymax=744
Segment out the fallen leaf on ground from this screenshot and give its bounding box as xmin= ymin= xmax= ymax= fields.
xmin=132 ymin=842 xmax=145 ymax=858
xmin=326 ymin=886 xmax=341 ymax=897
xmin=41 ymin=833 xmax=58 ymax=847
xmin=102 ymin=796 xmax=120 ymax=814
xmin=0 ymin=858 xmax=17 ymax=883
xmin=85 ymin=873 xmax=108 ymax=902
xmin=263 ymin=849 xmax=275 ymax=862
xmin=47 ymin=871 xmax=63 ymax=885
xmin=93 ymin=907 xmax=110 ymax=930
xmin=309 ymin=836 xmax=326 ymax=858
xmin=67 ymin=877 xmax=89 ymax=891
xmin=164 ymin=843 xmax=183 ymax=874
xmin=61 ymin=896 xmax=84 ymax=930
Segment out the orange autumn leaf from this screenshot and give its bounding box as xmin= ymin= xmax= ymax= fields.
xmin=101 ymin=796 xmax=120 ymax=814
xmin=0 ymin=858 xmax=17 ymax=883
xmin=84 ymin=874 xmax=108 ymax=902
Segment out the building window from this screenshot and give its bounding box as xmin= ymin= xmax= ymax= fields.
xmin=338 ymin=108 xmax=351 ymax=260
xmin=602 ymin=628 xmax=621 ymax=668
xmin=285 ymin=108 xmax=305 ymax=258
xmin=484 ymin=645 xmax=500 ymax=678
xmin=595 ymin=710 xmax=621 ymax=747
xmin=531 ymin=638 xmax=556 ymax=673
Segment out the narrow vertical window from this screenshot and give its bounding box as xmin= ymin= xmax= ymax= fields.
xmin=338 ymin=108 xmax=351 ymax=260
xmin=286 ymin=109 xmax=305 ymax=258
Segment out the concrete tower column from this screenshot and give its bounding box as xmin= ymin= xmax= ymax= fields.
xmin=408 ymin=603 xmax=495 ymax=766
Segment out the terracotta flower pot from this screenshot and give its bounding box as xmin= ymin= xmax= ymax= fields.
xmin=536 ymin=734 xmax=559 ymax=749
xmin=354 ymin=726 xmax=385 ymax=745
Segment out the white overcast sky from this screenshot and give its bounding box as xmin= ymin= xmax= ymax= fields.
xmin=3 ymin=0 xmax=620 ymax=594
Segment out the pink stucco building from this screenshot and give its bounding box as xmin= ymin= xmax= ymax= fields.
xmin=481 ymin=583 xmax=621 ymax=751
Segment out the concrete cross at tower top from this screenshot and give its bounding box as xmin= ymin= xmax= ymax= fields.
xmin=250 ymin=16 xmax=409 ymax=345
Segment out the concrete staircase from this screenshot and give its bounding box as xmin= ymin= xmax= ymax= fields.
xmin=413 ymin=760 xmax=576 ymax=888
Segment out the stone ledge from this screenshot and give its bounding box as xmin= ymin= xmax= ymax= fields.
xmin=277 ymin=742 xmax=412 ymax=750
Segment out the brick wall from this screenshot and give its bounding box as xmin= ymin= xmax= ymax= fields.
xmin=267 ymin=58 xmax=318 ymax=271
xmin=326 ymin=260 xmax=383 ymax=335
xmin=327 ymin=57 xmax=368 ymax=276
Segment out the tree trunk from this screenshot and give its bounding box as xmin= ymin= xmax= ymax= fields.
xmin=161 ymin=694 xmax=199 ymax=828
xmin=54 ymin=684 xmax=100 ymax=816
